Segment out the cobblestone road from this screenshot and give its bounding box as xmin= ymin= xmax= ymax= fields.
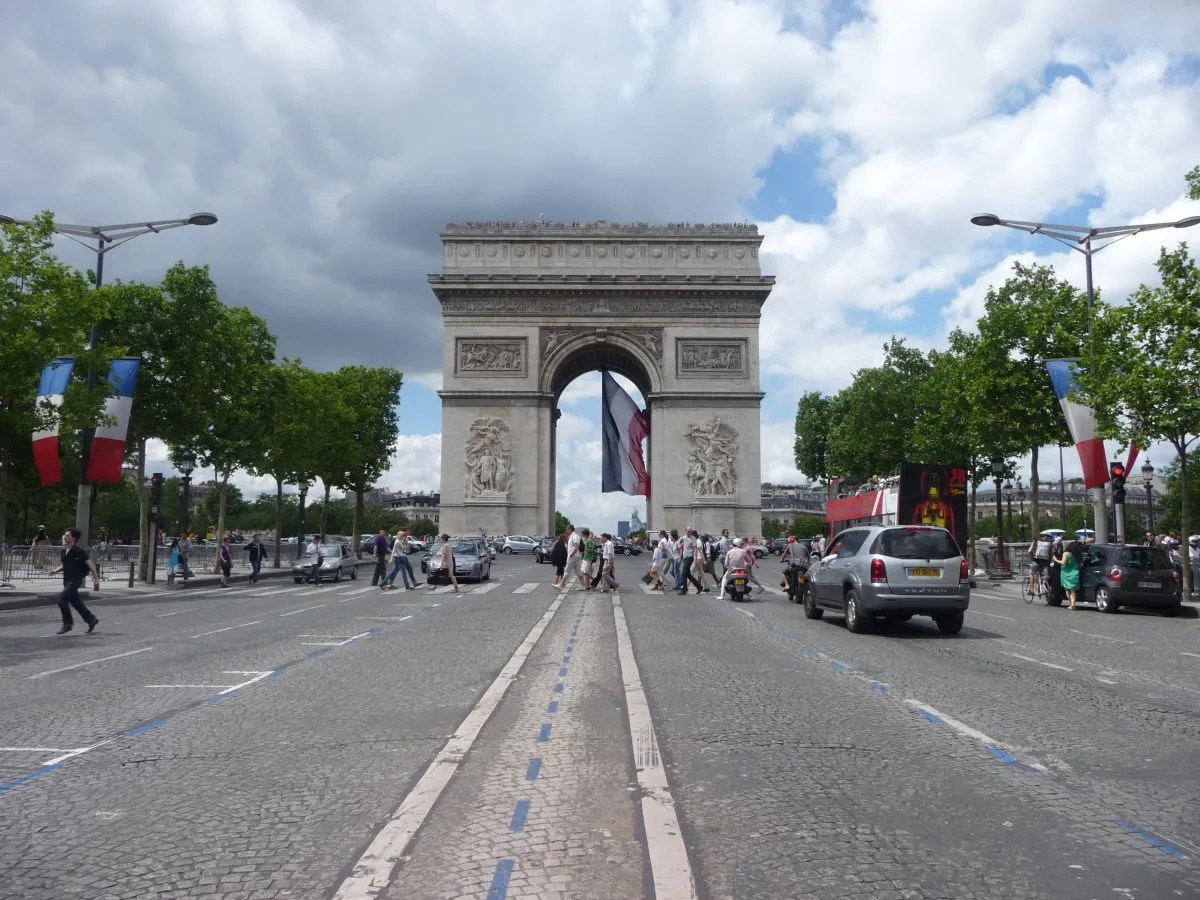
xmin=1 ymin=557 xmax=1197 ymax=898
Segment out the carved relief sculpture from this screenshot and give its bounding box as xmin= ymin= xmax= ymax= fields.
xmin=679 ymin=341 xmax=744 ymax=372
xmin=457 ymin=339 xmax=524 ymax=373
xmin=539 ymin=327 xmax=663 ymax=364
xmin=465 ymin=417 xmax=514 ymax=498
xmin=684 ymin=418 xmax=739 ymax=497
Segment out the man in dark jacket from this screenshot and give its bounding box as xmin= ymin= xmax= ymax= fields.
xmin=370 ymin=529 xmax=390 ymax=585
xmin=47 ymin=528 xmax=100 ymax=635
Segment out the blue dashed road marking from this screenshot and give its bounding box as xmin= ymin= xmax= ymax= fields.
xmin=868 ymin=680 xmax=889 ymax=693
xmin=918 ymin=708 xmax=944 ymax=724
xmin=124 ymin=719 xmax=166 ymax=738
xmin=486 ymin=858 xmax=515 ymax=899
xmin=1115 ymin=819 xmax=1189 ymax=858
xmin=553 ymin=682 xmax=564 ymax=693
xmin=547 ymin=700 xmax=559 ymax=713
xmin=0 ymin=766 xmax=57 ymax=795
xmin=510 ymin=799 xmax=531 ymax=832
xmin=526 ymin=758 xmax=542 ymax=781
xmin=538 ymin=723 xmax=552 ymax=742
xmin=558 ymin=666 xmax=568 ymax=677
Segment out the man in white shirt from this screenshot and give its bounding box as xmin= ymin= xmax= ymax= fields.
xmin=599 ymin=532 xmax=619 ymax=591
xmin=718 ymin=538 xmax=754 ymax=599
xmin=305 ymin=535 xmax=323 ymax=584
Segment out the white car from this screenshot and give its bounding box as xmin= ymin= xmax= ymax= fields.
xmin=502 ymin=535 xmax=538 ymax=554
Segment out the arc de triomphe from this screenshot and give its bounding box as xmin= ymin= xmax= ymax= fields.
xmin=432 ymin=221 xmax=774 ymax=537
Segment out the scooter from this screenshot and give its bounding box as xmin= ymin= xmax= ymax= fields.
xmin=726 ymin=567 xmax=752 ymax=602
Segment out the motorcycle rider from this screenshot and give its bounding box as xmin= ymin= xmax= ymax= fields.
xmin=717 ymin=538 xmax=754 ymax=600
xmin=780 ymin=535 xmax=809 ymax=598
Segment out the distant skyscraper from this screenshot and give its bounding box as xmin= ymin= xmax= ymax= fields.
xmin=630 ymin=509 xmax=643 ymax=532
xmin=618 ymin=520 xmax=630 ymax=538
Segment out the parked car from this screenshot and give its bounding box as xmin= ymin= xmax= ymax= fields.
xmin=503 ymin=535 xmax=539 ymax=554
xmin=805 ymin=525 xmax=970 ymax=635
xmin=1055 ymin=543 xmax=1182 ymax=615
xmin=425 ymin=539 xmax=492 ymax=583
xmin=768 ymin=538 xmax=789 ymax=555
xmin=535 ymin=537 xmax=555 ymax=563
xmin=407 ymin=538 xmax=427 ymax=553
xmin=292 ymin=543 xmax=359 ymax=584
xmin=612 ymin=540 xmax=642 ymax=556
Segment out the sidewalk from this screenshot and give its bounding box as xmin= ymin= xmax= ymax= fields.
xmin=0 ymin=558 xmax=371 ymax=613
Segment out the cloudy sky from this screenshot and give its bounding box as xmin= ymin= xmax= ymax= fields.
xmin=5 ymin=0 xmax=1200 ymax=532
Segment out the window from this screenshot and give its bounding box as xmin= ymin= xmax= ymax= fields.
xmin=872 ymin=528 xmax=960 ymax=560
xmin=837 ymin=530 xmax=870 ymax=559
xmin=1117 ymin=547 xmax=1171 ymax=569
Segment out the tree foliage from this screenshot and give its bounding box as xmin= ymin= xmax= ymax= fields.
xmin=554 ymin=510 xmax=571 ymax=535
xmin=1077 ymin=242 xmax=1200 ymax=593
xmin=793 ymin=391 xmax=830 ymax=481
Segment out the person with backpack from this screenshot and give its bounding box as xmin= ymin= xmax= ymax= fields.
xmin=1026 ymin=531 xmax=1053 ymax=594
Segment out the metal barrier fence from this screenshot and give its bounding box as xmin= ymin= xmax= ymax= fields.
xmin=0 ymin=541 xmax=296 ymax=584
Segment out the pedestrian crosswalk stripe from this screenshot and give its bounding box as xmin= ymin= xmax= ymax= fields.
xmin=513 ymin=582 xmax=541 ymax=594
xmin=473 ymin=583 xmax=500 ymax=595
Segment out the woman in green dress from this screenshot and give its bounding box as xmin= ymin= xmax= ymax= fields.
xmin=1055 ymin=540 xmax=1082 ymax=609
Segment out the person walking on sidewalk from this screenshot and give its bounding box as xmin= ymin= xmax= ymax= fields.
xmin=47 ymin=528 xmax=100 ymax=635
xmin=218 ymin=536 xmax=233 ymax=587
xmin=245 ymin=534 xmax=265 ymax=584
xmin=550 ymin=532 xmax=568 ymax=587
xmin=576 ymin=528 xmax=596 ymax=591
xmin=598 ymin=533 xmax=619 ymax=592
xmin=382 ymin=530 xmax=419 ymax=591
xmin=428 ymin=533 xmax=460 ymax=593
xmin=370 ymin=528 xmax=390 ymax=586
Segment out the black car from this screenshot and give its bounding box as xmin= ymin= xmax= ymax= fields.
xmin=535 ymin=537 xmax=556 ymax=564
xmin=612 ymin=540 xmax=642 ymax=556
xmin=1052 ymin=543 xmax=1182 ymax=615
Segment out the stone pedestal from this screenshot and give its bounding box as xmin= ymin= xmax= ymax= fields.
xmin=463 ymin=494 xmax=511 ymax=537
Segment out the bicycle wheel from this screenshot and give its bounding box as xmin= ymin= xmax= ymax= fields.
xmin=1023 ymin=578 xmax=1035 ymax=603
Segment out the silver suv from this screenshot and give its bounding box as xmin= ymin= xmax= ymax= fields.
xmin=502 ymin=534 xmax=538 ymax=554
xmin=804 ymin=525 xmax=969 ymax=634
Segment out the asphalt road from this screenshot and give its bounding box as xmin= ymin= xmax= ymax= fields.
xmin=1 ymin=554 xmax=1198 ymax=899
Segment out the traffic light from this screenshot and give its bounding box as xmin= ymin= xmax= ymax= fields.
xmin=1109 ymin=462 xmax=1126 ymax=504
xmin=149 ymin=472 xmax=164 ymax=508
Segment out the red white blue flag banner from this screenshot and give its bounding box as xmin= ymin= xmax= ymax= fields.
xmin=1046 ymin=359 xmax=1107 ymax=490
xmin=601 ymin=370 xmax=650 ymax=496
xmin=85 ymin=357 xmax=141 ymax=483
xmin=32 ymin=357 xmax=76 ymax=485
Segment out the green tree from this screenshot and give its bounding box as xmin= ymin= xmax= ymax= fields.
xmin=1187 ymin=165 xmax=1200 ymax=201
xmin=826 ymin=338 xmax=932 ymax=482
xmin=793 ymin=391 xmax=831 ymax=480
xmin=0 ymin=214 xmax=106 ymax=542
xmin=1077 ymin=243 xmax=1200 ymax=595
xmin=410 ymin=516 xmax=437 ymax=539
xmin=200 ymin=482 xmax=246 ymax=525
xmin=554 ymin=510 xmax=571 ymax=534
xmin=335 ymin=366 xmax=404 ymax=554
xmin=1157 ymin=450 xmax=1200 ymax=535
xmin=974 ymin=262 xmax=1086 ymax=538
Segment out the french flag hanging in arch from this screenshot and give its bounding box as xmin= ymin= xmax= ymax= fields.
xmin=85 ymin=357 xmax=142 ymax=483
xmin=32 ymin=357 xmax=76 ymax=486
xmin=601 ymin=370 xmax=650 ymax=496
xmin=1046 ymin=359 xmax=1107 ymax=490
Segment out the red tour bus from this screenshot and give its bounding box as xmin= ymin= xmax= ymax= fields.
xmin=825 ymin=463 xmax=969 ymax=553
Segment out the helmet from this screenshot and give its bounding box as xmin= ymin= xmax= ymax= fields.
xmin=787 ymin=535 xmax=796 ymax=543
xmin=733 ymin=538 xmax=743 ymax=547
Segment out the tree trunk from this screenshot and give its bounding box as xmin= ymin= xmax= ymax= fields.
xmin=320 ymin=483 xmax=331 ymax=535
xmin=351 ymin=485 xmax=364 ymax=555
xmin=0 ymin=443 xmax=10 ymax=546
xmin=213 ymin=471 xmax=230 ymax=573
xmin=136 ymin=438 xmax=150 ymax=580
xmin=273 ymin=476 xmax=283 ymax=569
xmin=1180 ymin=441 xmax=1192 ymax=598
xmin=1028 ymin=445 xmax=1039 ymax=541
xmin=969 ymin=464 xmax=978 ymax=572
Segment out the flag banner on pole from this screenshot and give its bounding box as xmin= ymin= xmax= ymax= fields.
xmin=1123 ymin=441 xmax=1141 ymax=475
xmin=32 ymin=357 xmax=76 ymax=486
xmin=1046 ymin=359 xmax=1107 ymax=490
xmin=86 ymin=357 xmax=141 ymax=483
xmin=601 ymin=370 xmax=650 ymax=496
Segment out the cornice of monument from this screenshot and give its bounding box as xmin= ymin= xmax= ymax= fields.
xmin=442 ymin=220 xmax=761 ymax=239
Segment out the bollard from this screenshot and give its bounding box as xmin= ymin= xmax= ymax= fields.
xmin=128 ymin=560 xmax=135 ymax=588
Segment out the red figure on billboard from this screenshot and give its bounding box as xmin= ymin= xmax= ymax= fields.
xmin=913 ymin=469 xmax=956 ymax=536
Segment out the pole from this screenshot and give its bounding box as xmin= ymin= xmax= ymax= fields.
xmin=1114 ymin=501 xmax=1125 ymax=545
xmin=1082 ymin=243 xmax=1109 ymax=545
xmin=75 ymin=241 xmax=106 ymax=548
xmin=181 ymin=476 xmax=192 ymax=538
xmin=1147 ymin=484 xmax=1155 ymax=533
xmin=995 ymin=476 xmax=1005 ymax=566
xmin=1059 ymin=445 xmax=1067 ymax=526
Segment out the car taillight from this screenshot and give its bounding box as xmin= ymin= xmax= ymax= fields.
xmin=959 ymin=559 xmax=969 ymax=583
xmin=870 ymin=558 xmax=887 ymax=583
xmin=1110 ymin=567 xmax=1121 ymax=584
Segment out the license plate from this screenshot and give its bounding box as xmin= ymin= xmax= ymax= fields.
xmin=908 ymin=568 xmax=942 ymax=577
xmin=1138 ymin=581 xmax=1161 ymax=589
xmin=733 ymin=579 xmax=747 ymax=587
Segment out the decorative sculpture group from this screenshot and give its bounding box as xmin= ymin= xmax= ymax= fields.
xmin=684 ymin=418 xmax=739 ymax=497
xmin=465 ymin=417 xmax=514 ymax=498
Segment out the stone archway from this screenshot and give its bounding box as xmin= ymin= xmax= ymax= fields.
xmin=431 ymin=221 xmax=774 ymax=537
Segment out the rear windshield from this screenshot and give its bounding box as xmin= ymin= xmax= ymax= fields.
xmin=872 ymin=528 xmax=960 ymax=560
xmin=1117 ymin=547 xmax=1171 ymax=569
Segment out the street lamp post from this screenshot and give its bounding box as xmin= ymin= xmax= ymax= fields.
xmin=179 ymin=451 xmax=197 ymax=539
xmin=0 ymin=211 xmax=217 ymax=549
xmin=990 ymin=455 xmax=1006 ymax=571
xmin=1004 ymin=480 xmax=1015 ymax=549
xmin=297 ymin=480 xmax=310 ymax=560
xmin=970 ymin=212 xmax=1200 ymax=546
xmin=1017 ymin=476 xmax=1027 ymax=541
xmin=1142 ymin=459 xmax=1156 ymax=535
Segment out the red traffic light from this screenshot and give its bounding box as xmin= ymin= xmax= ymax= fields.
xmin=150 ymin=473 xmax=165 ymax=487
xmin=1109 ymin=462 xmax=1125 ymax=480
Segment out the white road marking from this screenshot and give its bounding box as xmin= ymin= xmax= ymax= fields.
xmin=248 ymin=587 xmax=301 ymax=597
xmin=904 ymin=700 xmax=1049 ymax=772
xmin=154 ymin=607 xmax=199 ymax=618
xmin=1001 ymin=651 xmax=1072 ymax=672
xmin=1181 ymin=652 xmax=1200 ymax=659
xmin=294 ymin=586 xmax=337 ymax=597
xmin=333 ymin=631 xmax=373 ymax=646
xmin=331 ymin=596 xmax=563 ymax=900
xmin=342 ymin=586 xmax=377 ymax=596
xmin=216 ymin=671 xmax=274 ymax=695
xmin=1070 ymin=629 xmax=1135 ymax=644
xmin=0 ymin=747 xmax=69 ymax=753
xmin=146 ymin=684 xmax=231 ymax=689
xmin=279 ymin=604 xmax=327 ymax=617
xmin=612 ymin=596 xmax=697 ymax=899
xmin=971 ymin=610 xmax=1015 ymax=621
xmin=513 ymin=582 xmax=541 ymax=593
xmin=639 ymin=583 xmax=657 ymax=594
xmin=1097 ymin=677 xmax=1119 ymax=685
xmin=471 ymin=582 xmax=500 ymax=595
xmin=734 ymin=607 xmax=755 ymax=619
xmin=41 ymin=738 xmax=116 ymax=767
xmin=28 ymin=647 xmax=155 ymax=680
xmin=191 ymin=621 xmax=261 ymax=638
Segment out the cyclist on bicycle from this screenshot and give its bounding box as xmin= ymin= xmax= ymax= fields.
xmin=1027 ymin=531 xmax=1053 ymax=594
